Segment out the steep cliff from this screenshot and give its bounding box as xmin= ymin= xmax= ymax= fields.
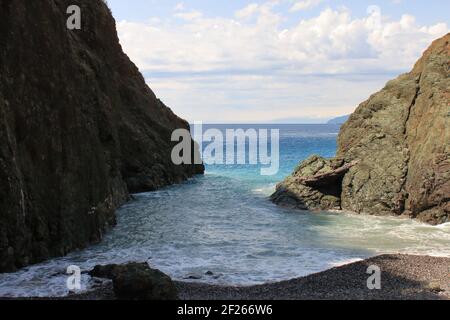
xmin=272 ymin=33 xmax=449 ymax=225
xmin=0 ymin=0 xmax=203 ymax=272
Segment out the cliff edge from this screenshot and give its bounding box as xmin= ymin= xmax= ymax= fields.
xmin=0 ymin=0 xmax=203 ymax=272
xmin=272 ymin=33 xmax=449 ymax=225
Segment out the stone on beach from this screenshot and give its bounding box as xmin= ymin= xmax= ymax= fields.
xmin=89 ymin=262 xmax=179 ymax=300
xmin=70 ymin=255 xmax=450 ymax=300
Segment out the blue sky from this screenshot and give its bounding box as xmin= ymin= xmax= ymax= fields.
xmin=107 ymin=0 xmax=449 ymax=123
xmin=108 ymin=0 xmax=450 ymax=26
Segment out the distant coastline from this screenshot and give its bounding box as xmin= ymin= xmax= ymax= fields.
xmin=187 ymin=116 xmax=351 ymax=126
xmin=326 ymin=115 xmax=350 ymax=125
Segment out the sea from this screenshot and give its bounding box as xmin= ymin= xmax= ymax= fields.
xmin=1 ymin=124 xmax=449 ymax=297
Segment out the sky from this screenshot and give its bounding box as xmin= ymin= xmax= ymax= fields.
xmin=106 ymin=0 xmax=449 ymax=123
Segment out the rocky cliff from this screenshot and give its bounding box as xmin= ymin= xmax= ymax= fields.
xmin=0 ymin=0 xmax=203 ymax=272
xmin=272 ymin=33 xmax=449 ymax=225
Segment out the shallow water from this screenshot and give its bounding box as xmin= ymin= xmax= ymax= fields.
xmin=1 ymin=124 xmax=449 ymax=297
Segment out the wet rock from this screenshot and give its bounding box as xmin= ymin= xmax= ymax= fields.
xmin=184 ymin=273 xmax=203 ymax=280
xmin=89 ymin=262 xmax=178 ymax=300
xmin=89 ymin=264 xmax=123 ymax=279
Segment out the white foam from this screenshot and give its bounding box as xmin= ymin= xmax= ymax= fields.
xmin=1 ymin=180 xmax=449 ymax=298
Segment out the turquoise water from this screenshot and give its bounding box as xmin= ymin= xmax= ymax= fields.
xmin=1 ymin=124 xmax=449 ymax=297
xmin=199 ymin=124 xmax=338 ymax=183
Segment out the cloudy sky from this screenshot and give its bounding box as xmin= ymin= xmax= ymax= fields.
xmin=107 ymin=0 xmax=449 ymax=123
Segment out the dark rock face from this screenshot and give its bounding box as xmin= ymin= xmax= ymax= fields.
xmin=272 ymin=33 xmax=449 ymax=225
xmin=271 ymin=156 xmax=346 ymax=211
xmin=89 ymin=263 xmax=179 ymax=300
xmin=0 ymin=0 xmax=204 ymax=273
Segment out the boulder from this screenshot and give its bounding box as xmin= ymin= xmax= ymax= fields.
xmin=89 ymin=263 xmax=179 ymax=300
xmin=271 ymin=156 xmax=346 ymax=211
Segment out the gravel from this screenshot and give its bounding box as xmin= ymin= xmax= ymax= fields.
xmin=174 ymin=254 xmax=450 ymax=300
xmin=5 ymin=254 xmax=448 ymax=300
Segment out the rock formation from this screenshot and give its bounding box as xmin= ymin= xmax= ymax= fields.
xmin=272 ymin=33 xmax=449 ymax=225
xmin=0 ymin=0 xmax=203 ymax=272
xmin=89 ymin=263 xmax=179 ymax=300
xmin=272 ymin=156 xmax=350 ymax=211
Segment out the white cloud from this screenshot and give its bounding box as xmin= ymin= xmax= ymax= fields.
xmin=235 ymin=3 xmax=260 ymax=19
xmin=116 ymin=2 xmax=449 ymax=122
xmin=174 ymin=2 xmax=185 ymax=11
xmin=174 ymin=10 xmax=203 ymax=21
xmin=146 ymin=73 xmax=382 ymax=123
xmin=290 ymin=0 xmax=323 ymax=12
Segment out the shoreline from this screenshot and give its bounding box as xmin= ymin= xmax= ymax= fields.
xmin=174 ymin=254 xmax=450 ymax=300
xmin=6 ymin=254 xmax=447 ymax=300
